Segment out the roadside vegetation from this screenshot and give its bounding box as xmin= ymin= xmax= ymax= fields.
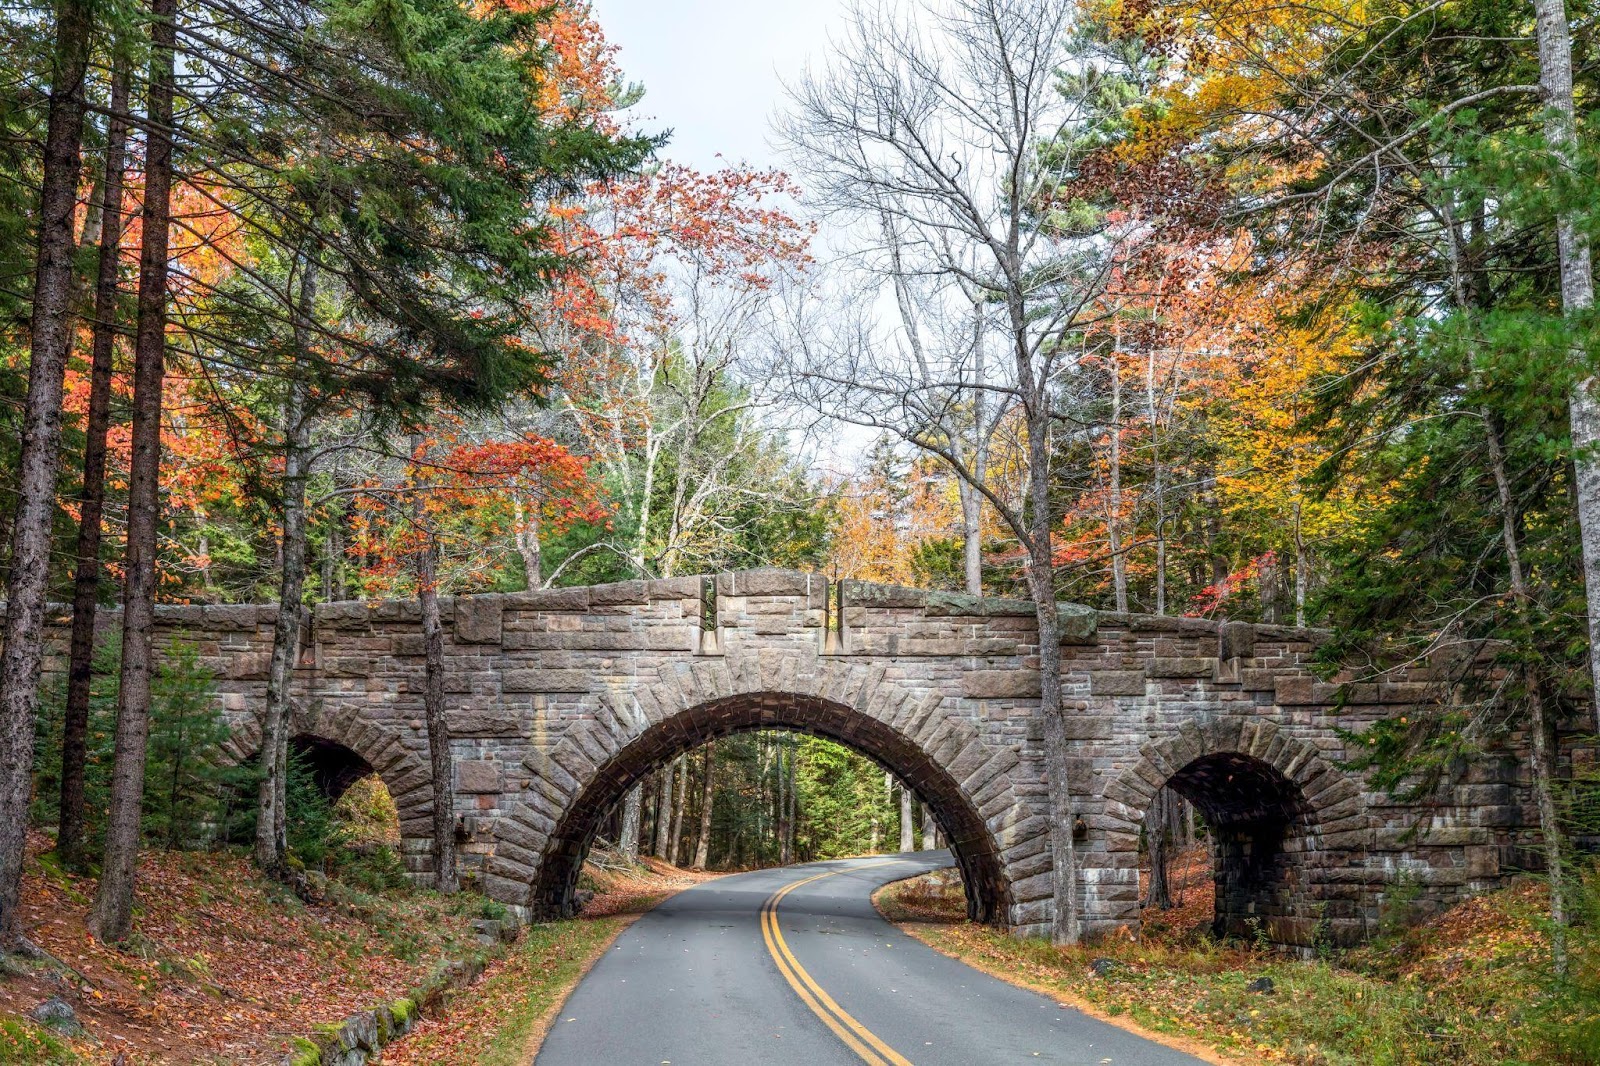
xmin=878 ymin=855 xmax=1600 ymax=1066
xmin=385 ymin=856 xmax=715 ymax=1066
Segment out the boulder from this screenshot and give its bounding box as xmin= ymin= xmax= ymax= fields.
xmin=29 ymin=996 xmax=83 ymax=1037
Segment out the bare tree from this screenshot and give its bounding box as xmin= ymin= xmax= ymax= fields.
xmin=778 ymin=0 xmax=1124 ymax=943
xmin=653 ymin=757 xmax=675 ymax=860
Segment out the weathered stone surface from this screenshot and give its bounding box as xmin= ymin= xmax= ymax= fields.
xmin=52 ymin=568 xmax=1564 ymax=947
xmin=1089 ymin=670 xmax=1146 ymax=697
xmin=454 ymin=596 xmax=504 ymax=644
xmin=457 ymin=760 xmax=503 ymax=793
xmin=962 ymin=670 xmax=1040 ymax=699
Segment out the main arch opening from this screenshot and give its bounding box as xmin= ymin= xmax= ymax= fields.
xmin=1147 ymin=751 xmax=1316 ymax=944
xmin=530 ymin=692 xmax=1011 ymax=924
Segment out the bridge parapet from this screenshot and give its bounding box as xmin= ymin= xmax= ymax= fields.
xmin=26 ymin=568 xmax=1575 ymax=945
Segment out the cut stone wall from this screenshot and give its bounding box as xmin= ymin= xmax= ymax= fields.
xmin=37 ymin=567 xmax=1579 ymax=945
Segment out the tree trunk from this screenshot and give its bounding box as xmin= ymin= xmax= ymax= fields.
xmin=1144 ymin=786 xmax=1173 ymax=909
xmin=0 ymin=0 xmax=98 ymax=945
xmin=57 ymin=59 xmax=132 ymax=872
xmin=418 ymin=534 xmax=456 ymax=893
xmin=1147 ymin=349 xmax=1166 ymax=616
xmin=513 ymin=493 xmax=541 ymax=589
xmin=1531 ymin=0 xmax=1600 ymax=738
xmin=1485 ymin=412 xmax=1568 ymax=972
xmin=1294 ymin=501 xmax=1309 ymax=628
xmin=1025 ymin=397 xmax=1081 ymax=944
xmin=1108 ymin=346 xmax=1128 ymax=613
xmin=920 ymin=803 xmax=939 ymax=850
xmin=670 ymin=754 xmax=688 ymax=866
xmin=88 ymin=0 xmax=178 ymax=942
xmin=653 ymin=757 xmax=675 ymax=859
xmin=255 ymin=363 xmax=313 ymax=876
xmin=784 ymin=734 xmax=797 ymax=862
xmin=959 ymin=480 xmax=983 ymax=596
xmin=620 ymin=783 xmax=643 ymax=863
xmin=693 ymin=743 xmax=714 ymax=869
xmin=899 ymin=782 xmax=914 ymax=852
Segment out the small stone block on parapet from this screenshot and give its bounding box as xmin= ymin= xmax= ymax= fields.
xmin=454 ymin=596 xmax=504 ymax=644
xmin=1219 ymin=620 xmax=1256 ymax=660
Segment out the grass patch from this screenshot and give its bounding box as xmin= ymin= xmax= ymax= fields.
xmin=0 ymin=1018 xmax=78 ymax=1065
xmin=882 ymin=869 xmax=1598 ymax=1066
xmin=382 ymin=917 xmax=627 ymax=1065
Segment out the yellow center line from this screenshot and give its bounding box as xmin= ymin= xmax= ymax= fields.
xmin=759 ymin=861 xmax=916 ymax=1066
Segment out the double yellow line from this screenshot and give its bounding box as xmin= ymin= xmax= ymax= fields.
xmin=759 ymin=862 xmax=915 ymax=1066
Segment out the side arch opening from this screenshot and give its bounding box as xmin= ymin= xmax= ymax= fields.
xmin=1156 ymin=751 xmax=1315 ymax=943
xmin=289 ymin=733 xmax=377 ymax=804
xmin=530 ymin=692 xmax=1011 ymax=924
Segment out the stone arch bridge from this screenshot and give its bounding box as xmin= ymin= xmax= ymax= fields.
xmin=53 ymin=569 xmax=1565 ymax=946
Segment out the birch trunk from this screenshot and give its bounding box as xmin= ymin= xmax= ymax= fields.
xmin=693 ymin=743 xmax=714 ymax=869
xmin=959 ymin=480 xmax=984 ymax=597
xmin=89 ymin=0 xmax=178 ymax=941
xmin=899 ymin=783 xmax=914 ymax=852
xmin=513 ymin=494 xmax=541 ymax=589
xmin=58 ymin=60 xmax=132 ymax=872
xmin=670 ymin=754 xmax=688 ymax=866
xmin=1294 ymin=502 xmax=1309 ymax=628
xmin=0 ymin=0 xmax=98 ymax=943
xmin=1531 ymin=0 xmax=1600 ymax=713
xmin=1108 ymin=348 xmax=1128 ymax=613
xmin=621 ymin=783 xmax=643 ymax=863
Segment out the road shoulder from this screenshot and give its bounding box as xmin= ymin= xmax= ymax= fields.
xmin=872 ymin=873 xmax=1240 ymax=1066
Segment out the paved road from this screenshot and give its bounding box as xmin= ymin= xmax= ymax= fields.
xmin=535 ymin=852 xmax=1208 ymax=1066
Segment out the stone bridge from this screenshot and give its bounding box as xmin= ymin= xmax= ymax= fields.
xmin=68 ymin=569 xmax=1563 ymax=946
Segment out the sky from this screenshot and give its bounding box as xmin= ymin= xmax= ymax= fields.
xmin=590 ymin=0 xmax=851 ymax=173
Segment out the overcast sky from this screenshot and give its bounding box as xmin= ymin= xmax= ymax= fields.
xmin=591 ymin=0 xmax=851 ymax=173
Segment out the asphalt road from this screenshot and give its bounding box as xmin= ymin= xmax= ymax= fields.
xmin=534 ymin=851 xmax=1208 ymax=1066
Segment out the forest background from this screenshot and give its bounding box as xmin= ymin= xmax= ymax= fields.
xmin=0 ymin=0 xmax=1594 ymax=968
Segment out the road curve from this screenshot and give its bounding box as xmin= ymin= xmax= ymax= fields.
xmin=534 ymin=852 xmax=1208 ymax=1066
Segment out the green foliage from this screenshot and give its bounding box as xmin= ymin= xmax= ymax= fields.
xmin=793 ymin=736 xmax=901 ymax=861
xmin=698 ymin=732 xmax=897 ymax=868
xmin=0 ymin=1018 xmax=77 ymax=1065
xmin=285 ymin=750 xmax=346 ymax=871
xmin=142 ymin=642 xmax=240 ymax=849
xmin=335 ymin=844 xmax=411 ymax=894
xmin=33 ymin=636 xmax=248 ymax=854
